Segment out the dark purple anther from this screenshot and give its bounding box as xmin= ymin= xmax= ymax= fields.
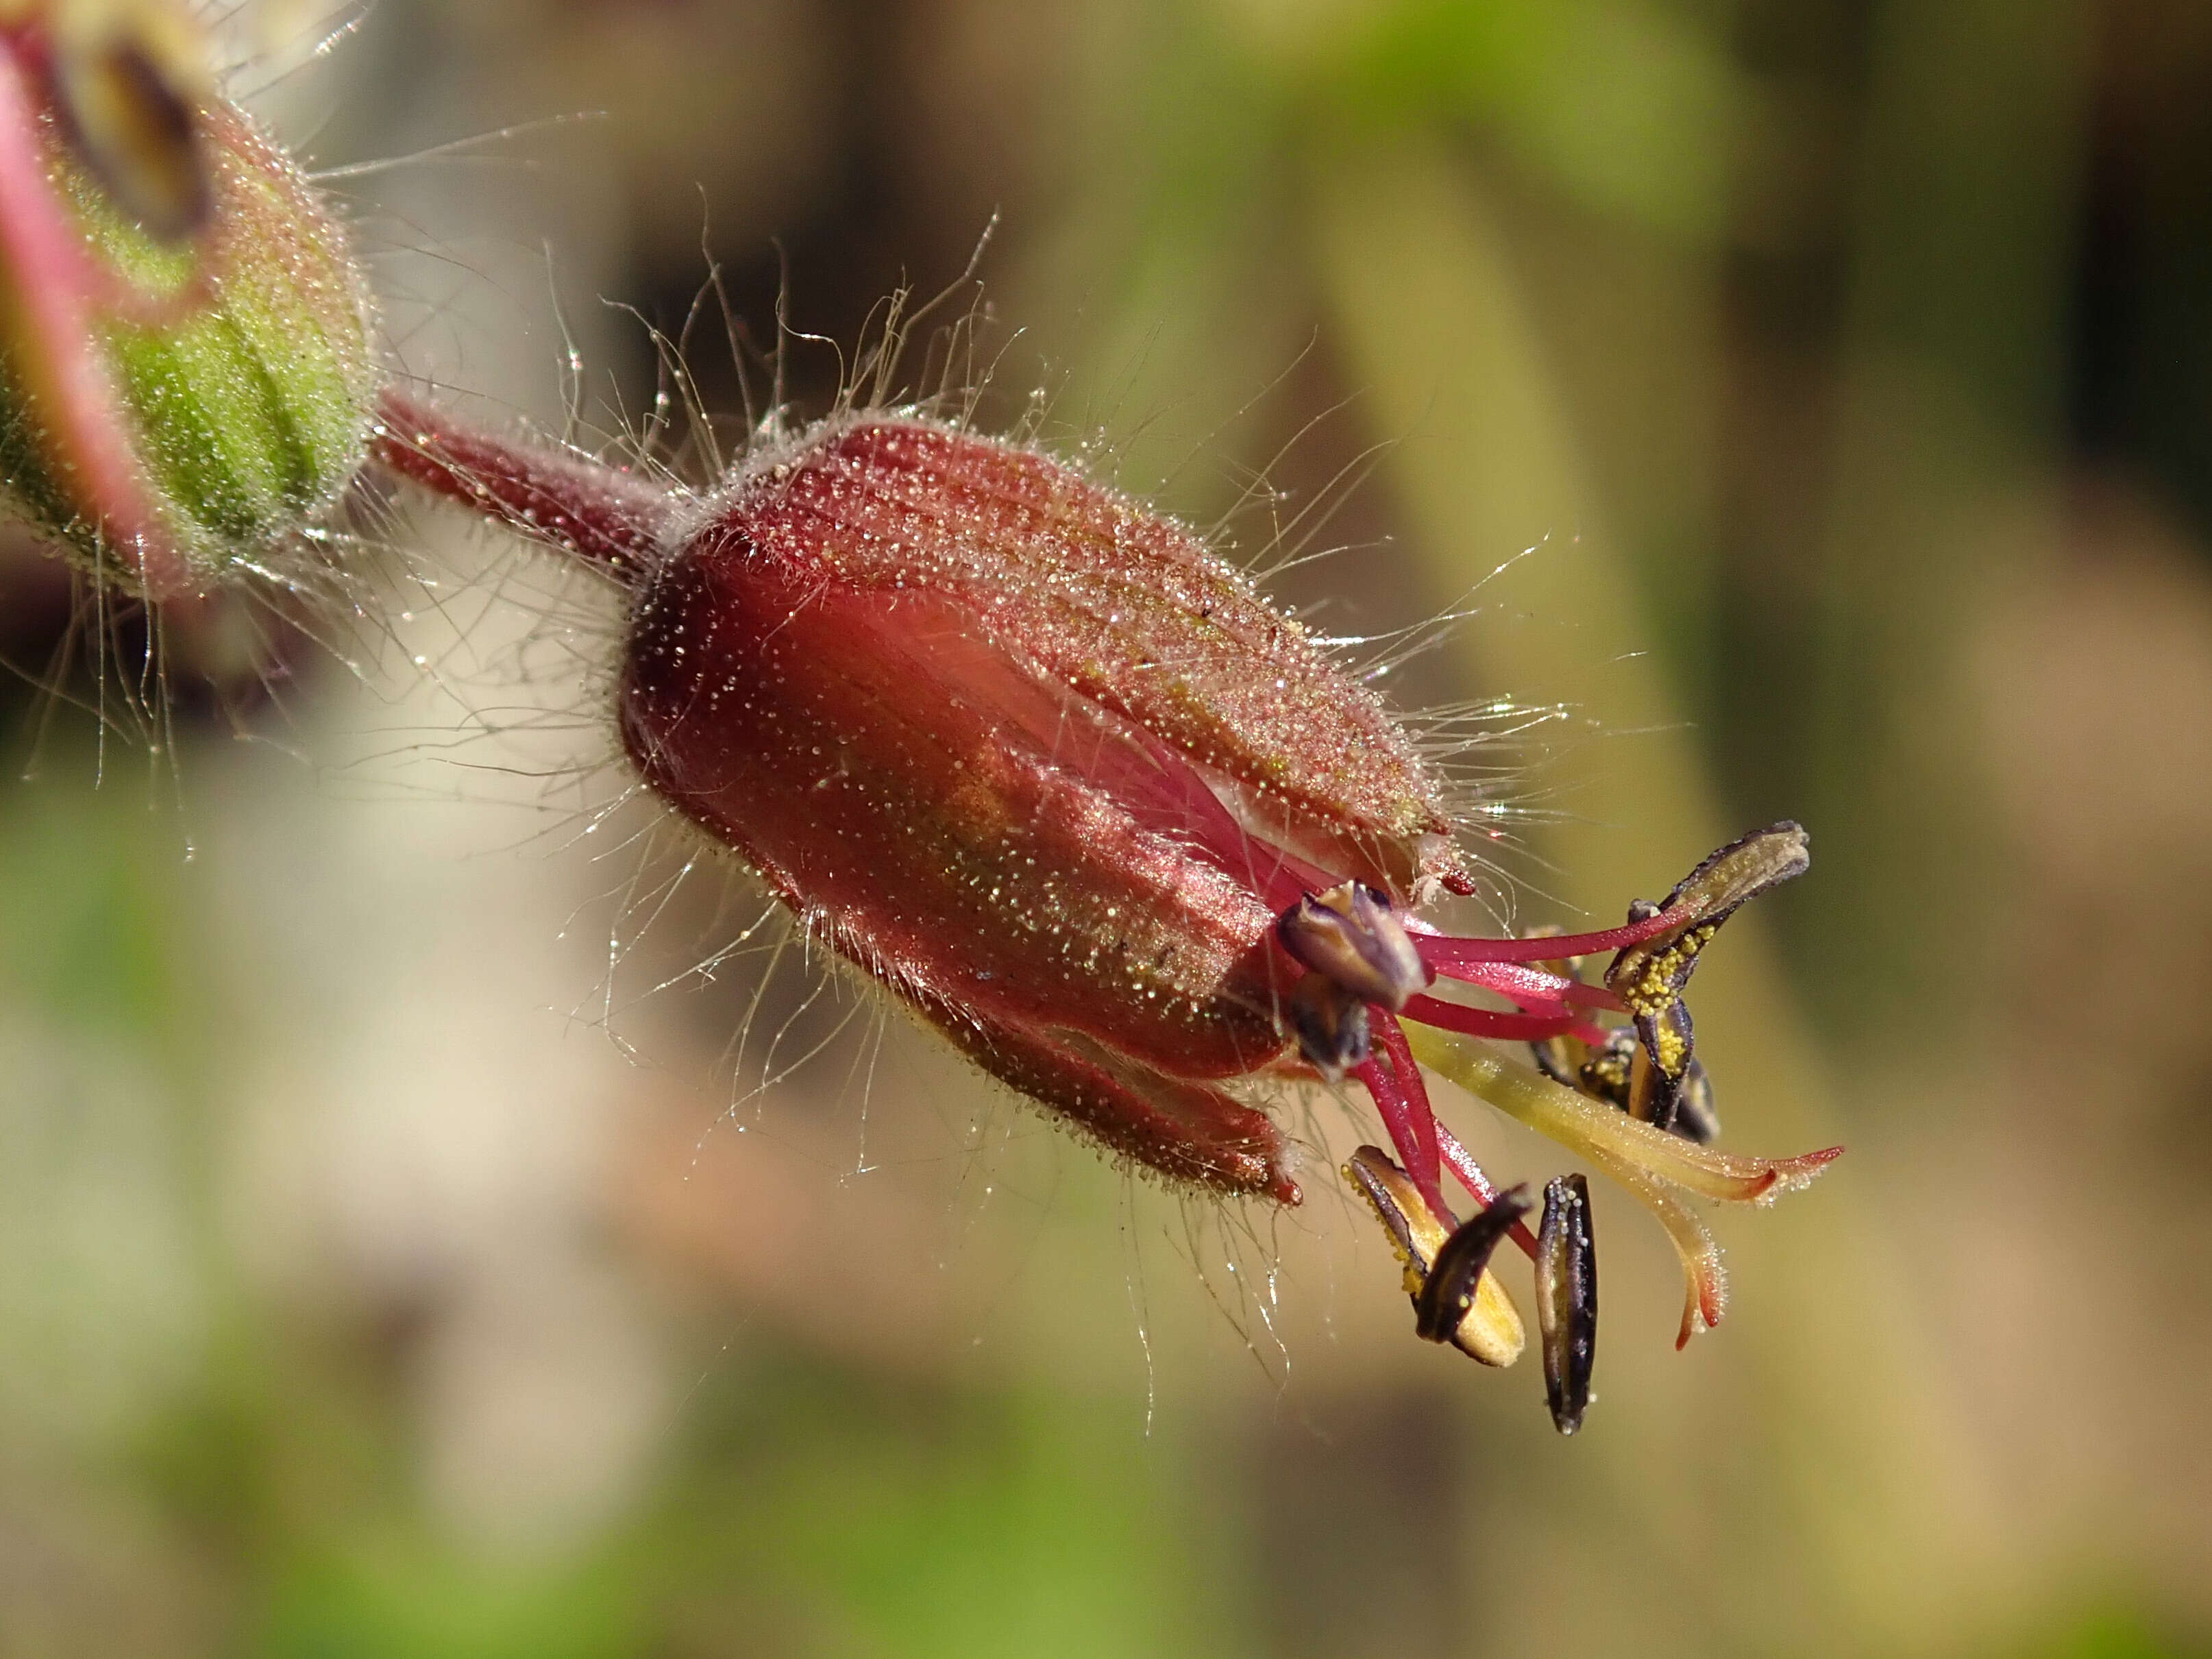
xmin=1536 ymin=1174 xmax=1597 ymax=1435
xmin=1277 ymin=881 xmax=1434 ymax=1012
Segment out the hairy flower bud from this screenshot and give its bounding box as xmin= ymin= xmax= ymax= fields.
xmin=375 ymin=387 xmax=1844 ymax=1429
xmin=0 ymin=19 xmax=373 ymax=598
xmin=613 ymin=415 xmax=1480 ymax=1202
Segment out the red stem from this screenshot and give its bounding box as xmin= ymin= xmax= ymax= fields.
xmin=1355 ymin=1027 xmax=1449 ymax=1229
xmin=1433 ymin=958 xmax=1625 ymax=1013
xmin=372 ymin=386 xmax=672 ymax=580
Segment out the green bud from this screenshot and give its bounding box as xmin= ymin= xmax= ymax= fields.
xmin=0 ymin=94 xmax=374 ymax=593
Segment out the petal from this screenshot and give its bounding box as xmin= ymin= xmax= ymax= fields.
xmin=948 ymin=1015 xmax=1301 ymax=1206
xmin=1581 ymin=1144 xmax=1728 ymax=1350
xmin=1403 ymin=1029 xmax=1840 ymax=1204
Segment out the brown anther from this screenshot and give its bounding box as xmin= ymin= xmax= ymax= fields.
xmin=1277 ymin=881 xmax=1433 ymax=1012
xmin=1283 ymin=970 xmax=1370 ymax=1083
xmin=1344 ymin=1146 xmax=1523 ymax=1366
xmin=1574 ymin=1026 xmax=1635 ymax=1107
xmin=1535 ymin=1175 xmax=1597 ymax=1436
xmin=1414 ymin=1185 xmax=1534 ymax=1346
xmin=1671 ymin=1058 xmax=1719 ymax=1143
xmin=1605 ymin=824 xmax=1808 ymax=1141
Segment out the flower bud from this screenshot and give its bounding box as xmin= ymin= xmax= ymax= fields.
xmin=0 ymin=32 xmax=373 ymax=598
xmin=375 ymin=390 xmax=1845 ymax=1428
xmin=613 ymin=414 xmax=1472 ymax=1203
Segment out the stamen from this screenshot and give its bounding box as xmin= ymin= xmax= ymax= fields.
xmin=1434 ymin=1120 xmax=1541 ymax=1262
xmin=1414 ymin=905 xmax=1686 ymax=970
xmin=1602 ymin=824 xmax=1812 ymax=1134
xmin=1415 ymin=1186 xmax=1533 ymax=1344
xmin=1343 ymin=1147 xmax=1525 ymax=1367
xmin=1352 ymin=1042 xmax=1449 ymax=1230
xmin=1403 ymin=990 xmax=1603 ymax=1045
xmin=1283 ymin=972 xmax=1370 ymax=1082
xmin=1277 ymin=881 xmax=1433 ymax=1011
xmin=1369 ymin=1011 xmax=1449 ymax=1220
xmin=1534 ymin=1175 xmax=1597 ymax=1434
xmin=1427 ymin=957 xmax=1626 ymax=1013
xmin=1670 ymin=1059 xmax=1721 ymax=1144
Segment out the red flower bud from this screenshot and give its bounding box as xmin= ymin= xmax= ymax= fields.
xmin=615 ymin=415 xmax=1484 ymax=1203
xmin=376 ymin=387 xmax=1842 ymax=1427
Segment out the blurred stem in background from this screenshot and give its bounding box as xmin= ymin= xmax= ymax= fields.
xmin=1804 ymin=0 xmax=2089 ymax=1046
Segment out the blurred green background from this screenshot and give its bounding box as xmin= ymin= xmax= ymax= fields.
xmin=3 ymin=0 xmax=2211 ymax=1653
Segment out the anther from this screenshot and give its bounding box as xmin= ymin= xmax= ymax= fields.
xmin=1534 ymin=1175 xmax=1597 ymax=1435
xmin=1344 ymin=1146 xmax=1524 ymax=1366
xmin=1283 ymin=971 xmax=1371 ymax=1082
xmin=1414 ymin=1185 xmax=1534 ymax=1346
xmin=1604 ymin=824 xmax=1808 ymax=1141
xmin=1276 ymin=881 xmax=1433 ymax=1011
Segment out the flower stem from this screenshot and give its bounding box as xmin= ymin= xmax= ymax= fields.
xmin=372 ymin=386 xmax=671 ymax=581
